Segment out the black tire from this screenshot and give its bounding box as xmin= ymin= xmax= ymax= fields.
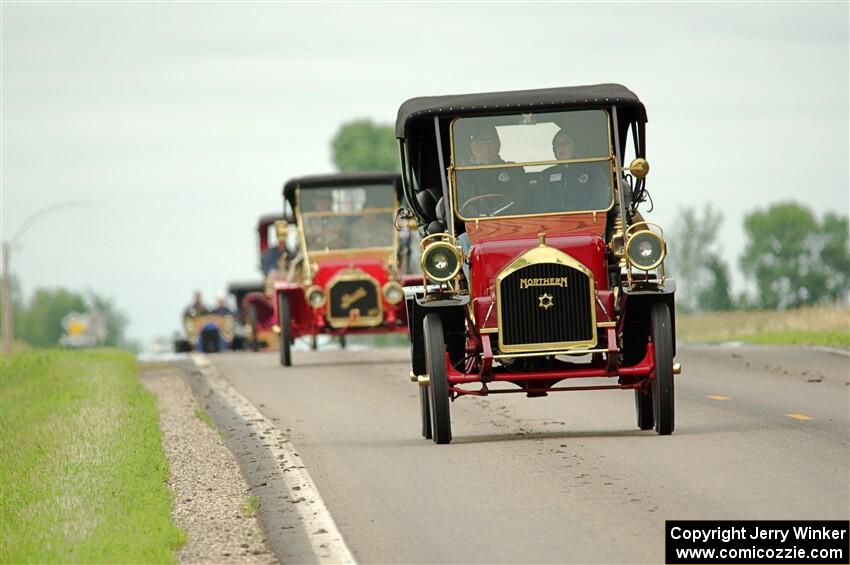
xmin=635 ymin=389 xmax=654 ymax=430
xmin=249 ymin=305 xmax=260 ymax=352
xmin=310 ymin=334 xmax=318 ymax=350
xmin=423 ymin=314 xmax=451 ymax=444
xmin=338 ymin=334 xmax=347 ymax=349
xmin=651 ymin=302 xmax=675 ymax=435
xmin=419 ymin=384 xmax=433 ymax=439
xmin=278 ymin=294 xmax=292 ymax=367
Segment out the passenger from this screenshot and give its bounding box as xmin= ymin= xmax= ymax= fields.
xmin=352 ymin=187 xmax=391 ymax=248
xmin=534 ymin=129 xmax=611 ymax=213
xmin=211 ymin=293 xmax=233 ymax=316
xmin=184 ymin=290 xmax=207 ymax=318
xmin=456 ymin=123 xmax=528 ymax=217
xmin=262 ymin=223 xmax=294 ymax=275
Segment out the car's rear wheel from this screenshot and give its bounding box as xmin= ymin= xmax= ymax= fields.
xmin=278 ymin=294 xmax=292 ymax=367
xmin=423 ymin=313 xmax=451 ymax=444
xmin=634 ymin=389 xmax=654 ymax=430
xmin=249 ymin=305 xmax=260 ymax=352
xmin=651 ymin=302 xmax=675 ymax=435
xmin=419 ymin=383 xmax=432 ymax=439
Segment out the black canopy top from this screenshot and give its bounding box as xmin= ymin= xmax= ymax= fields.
xmin=282 ymin=172 xmax=402 ymax=206
xmin=396 ymin=83 xmax=646 ymax=138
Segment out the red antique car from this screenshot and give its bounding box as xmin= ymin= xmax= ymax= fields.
xmin=243 ymin=213 xmax=293 ymax=351
xmin=274 ymin=172 xmax=418 ymax=366
xmin=396 ymin=84 xmax=680 ymax=443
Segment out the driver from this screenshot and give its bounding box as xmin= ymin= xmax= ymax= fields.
xmin=533 ymin=129 xmax=611 ymax=213
xmin=456 ymin=123 xmax=528 ymax=217
xmin=305 ymin=192 xmax=345 ymax=249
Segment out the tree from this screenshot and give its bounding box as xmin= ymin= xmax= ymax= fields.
xmin=667 ymin=205 xmax=734 ymax=312
xmin=87 ymin=293 xmax=129 ymax=347
xmin=16 ymin=288 xmax=87 ymax=347
xmin=698 ymin=256 xmax=734 ymax=311
xmin=740 ymin=202 xmax=849 ymax=308
xmin=10 ymin=288 xmax=130 ymax=348
xmin=331 ymin=119 xmax=398 ymax=172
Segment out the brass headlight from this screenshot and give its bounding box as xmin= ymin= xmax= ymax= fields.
xmin=420 ymin=241 xmax=462 ymax=282
xmin=383 ymin=281 xmax=404 ymax=305
xmin=625 ymin=230 xmax=666 ymax=271
xmin=305 ymin=285 xmax=326 ymax=309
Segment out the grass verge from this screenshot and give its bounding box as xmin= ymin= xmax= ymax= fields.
xmin=0 ymin=349 xmax=186 ymax=563
xmin=193 ymin=407 xmax=216 ymax=430
xmin=677 ymin=305 xmax=849 ymax=348
xmin=241 ymin=495 xmax=260 ymax=517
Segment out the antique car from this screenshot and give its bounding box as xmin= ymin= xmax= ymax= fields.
xmin=396 ymin=84 xmax=679 ymax=443
xmin=242 ymin=213 xmax=292 ymax=351
xmin=227 ymin=281 xmax=263 ymax=349
xmin=274 ymin=172 xmax=418 ymax=366
xmin=174 ymin=312 xmax=238 ymax=353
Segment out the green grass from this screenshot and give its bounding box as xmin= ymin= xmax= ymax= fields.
xmin=0 ymin=349 xmax=186 ymax=563
xmin=677 ymin=305 xmax=849 ymax=348
xmin=241 ymin=495 xmax=260 ymax=517
xmin=735 ymin=329 xmax=849 ymax=348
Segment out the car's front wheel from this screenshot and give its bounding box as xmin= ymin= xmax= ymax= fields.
xmin=635 ymin=388 xmax=654 ymax=430
xmin=423 ymin=313 xmax=451 ymax=444
xmin=278 ymin=294 xmax=292 ymax=367
xmin=651 ymin=302 xmax=675 ymax=435
xmin=419 ymin=382 xmax=432 ymax=439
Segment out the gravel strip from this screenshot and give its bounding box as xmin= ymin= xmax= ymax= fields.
xmin=140 ymin=367 xmax=277 ymax=564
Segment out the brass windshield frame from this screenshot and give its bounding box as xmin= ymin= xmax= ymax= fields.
xmin=294 ymin=187 xmax=399 ymax=278
xmin=448 ymin=110 xmax=616 ymax=222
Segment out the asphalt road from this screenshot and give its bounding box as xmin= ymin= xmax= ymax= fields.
xmin=208 ymin=345 xmax=849 ymax=564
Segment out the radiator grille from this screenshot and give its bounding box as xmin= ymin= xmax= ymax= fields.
xmin=328 ymin=278 xmax=381 ymax=327
xmin=498 ymin=262 xmax=594 ymax=349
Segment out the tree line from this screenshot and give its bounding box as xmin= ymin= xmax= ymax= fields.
xmin=668 ymin=202 xmax=849 ymax=312
xmin=0 ymin=276 xmax=131 ymax=349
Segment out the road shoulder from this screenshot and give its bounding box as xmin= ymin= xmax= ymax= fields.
xmin=140 ymin=364 xmax=275 ymax=564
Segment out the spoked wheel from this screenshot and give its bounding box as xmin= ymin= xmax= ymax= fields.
xmin=651 ymin=302 xmax=675 ymax=435
xmin=419 ymin=383 xmax=432 ymax=439
xmin=338 ymin=334 xmax=347 ymax=349
xmin=310 ymin=334 xmax=318 ymax=351
xmin=634 ymin=388 xmax=654 ymax=430
xmin=278 ymin=294 xmax=292 ymax=367
xmin=423 ymin=313 xmax=451 ymax=444
xmin=249 ymin=305 xmax=260 ymax=352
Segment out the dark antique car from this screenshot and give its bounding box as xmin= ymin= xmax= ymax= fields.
xmin=227 ymin=280 xmax=263 ymax=349
xmin=174 ymin=312 xmax=238 ymax=353
xmin=273 ymin=172 xmax=418 ymax=366
xmin=396 ymin=84 xmax=679 ymax=443
xmin=242 ymin=213 xmax=293 ymax=351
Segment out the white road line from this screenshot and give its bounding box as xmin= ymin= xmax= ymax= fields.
xmin=190 ymin=354 xmax=355 ymax=564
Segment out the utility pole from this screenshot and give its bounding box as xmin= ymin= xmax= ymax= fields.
xmin=1 ymin=200 xmax=90 ymax=355
xmin=2 ymin=241 xmax=11 ymax=355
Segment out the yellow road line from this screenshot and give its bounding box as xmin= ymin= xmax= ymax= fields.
xmin=785 ymin=413 xmax=815 ymax=421
xmin=706 ymin=395 xmax=730 ymax=401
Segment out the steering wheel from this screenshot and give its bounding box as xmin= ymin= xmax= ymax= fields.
xmin=459 ymin=193 xmax=517 ymax=217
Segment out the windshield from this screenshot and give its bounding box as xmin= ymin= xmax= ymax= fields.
xmin=451 ymin=110 xmax=613 ymax=219
xmin=299 ymin=185 xmax=396 ymax=253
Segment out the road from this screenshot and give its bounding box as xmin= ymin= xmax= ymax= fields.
xmin=206 ymin=345 xmax=849 ymax=564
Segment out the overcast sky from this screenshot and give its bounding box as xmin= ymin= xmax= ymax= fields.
xmin=2 ymin=2 xmax=848 ymax=346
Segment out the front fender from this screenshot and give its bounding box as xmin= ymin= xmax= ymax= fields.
xmin=622 ymin=278 xmax=677 ymax=362
xmin=405 ymin=289 xmax=468 ymax=376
